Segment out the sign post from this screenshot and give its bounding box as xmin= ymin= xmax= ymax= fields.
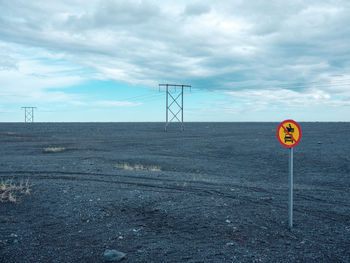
xmin=277 ymin=120 xmax=302 ymax=229
xmin=289 ymin=147 xmax=293 ymax=228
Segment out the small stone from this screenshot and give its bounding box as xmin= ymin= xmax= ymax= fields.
xmin=104 ymin=249 xmax=126 ymax=262
xmin=133 ymin=227 xmax=142 ymax=232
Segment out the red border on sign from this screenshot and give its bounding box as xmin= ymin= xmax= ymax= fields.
xmin=277 ymin=119 xmax=302 ymax=148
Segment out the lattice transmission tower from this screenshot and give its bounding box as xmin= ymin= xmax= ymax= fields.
xmin=159 ymin=84 xmax=191 ymax=132
xmin=21 ymin=107 xmax=37 ymax=123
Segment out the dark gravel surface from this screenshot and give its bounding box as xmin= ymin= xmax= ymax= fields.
xmin=0 ymin=122 xmax=349 ymax=263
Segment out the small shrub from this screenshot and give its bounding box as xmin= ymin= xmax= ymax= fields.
xmin=148 ymin=165 xmax=162 ymax=172
xmin=8 ymin=192 xmax=16 ymax=202
xmin=43 ymin=147 xmax=66 ymax=153
xmin=0 ymin=179 xmax=31 ymax=203
xmin=115 ymin=162 xmax=161 ymax=172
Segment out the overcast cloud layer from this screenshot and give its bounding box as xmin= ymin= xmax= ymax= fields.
xmin=0 ymin=0 xmax=350 ymax=119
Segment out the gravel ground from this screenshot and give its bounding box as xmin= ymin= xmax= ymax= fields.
xmin=0 ymin=122 xmax=349 ymax=262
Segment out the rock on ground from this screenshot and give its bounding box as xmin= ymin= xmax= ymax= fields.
xmin=104 ymin=249 xmax=126 ymax=262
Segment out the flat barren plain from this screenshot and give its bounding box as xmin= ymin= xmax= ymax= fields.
xmin=0 ymin=122 xmax=349 ymax=262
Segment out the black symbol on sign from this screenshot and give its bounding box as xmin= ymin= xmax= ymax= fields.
xmin=284 ymin=124 xmax=294 ymax=143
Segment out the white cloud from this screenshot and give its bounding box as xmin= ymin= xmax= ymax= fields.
xmin=224 ymin=87 xmax=350 ymax=110
xmin=0 ymin=43 xmax=86 ymax=103
xmin=0 ymin=0 xmax=349 ymax=119
xmin=184 ymin=3 xmax=211 ymax=16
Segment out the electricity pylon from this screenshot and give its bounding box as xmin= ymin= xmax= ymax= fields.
xmin=21 ymin=107 xmax=36 ymax=123
xmin=159 ymin=84 xmax=191 ymax=132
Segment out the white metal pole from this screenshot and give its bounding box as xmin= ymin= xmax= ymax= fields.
xmin=165 ymin=85 xmax=168 ymax=132
xmin=181 ymin=85 xmax=184 ymax=131
xmin=289 ymin=147 xmax=294 ymax=228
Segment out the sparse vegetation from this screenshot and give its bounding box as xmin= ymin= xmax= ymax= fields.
xmin=0 ymin=178 xmax=31 ymax=203
xmin=115 ymin=162 xmax=161 ymax=172
xmin=43 ymin=147 xmax=66 ymax=153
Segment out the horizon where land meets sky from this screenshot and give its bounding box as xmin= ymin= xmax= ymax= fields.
xmin=0 ymin=0 xmax=349 ymax=122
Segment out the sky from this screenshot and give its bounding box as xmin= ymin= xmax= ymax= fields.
xmin=0 ymin=0 xmax=349 ymax=122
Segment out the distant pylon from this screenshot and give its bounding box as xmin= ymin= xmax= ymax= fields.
xmin=159 ymin=84 xmax=191 ymax=132
xmin=21 ymin=107 xmax=37 ymax=123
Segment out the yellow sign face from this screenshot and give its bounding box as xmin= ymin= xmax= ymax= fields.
xmin=277 ymin=120 xmax=302 ymax=148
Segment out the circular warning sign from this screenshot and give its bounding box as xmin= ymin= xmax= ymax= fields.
xmin=277 ymin=120 xmax=302 ymax=148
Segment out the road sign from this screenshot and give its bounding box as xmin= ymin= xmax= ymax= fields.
xmin=277 ymin=120 xmax=302 ymax=148
xmin=277 ymin=119 xmax=302 ymax=229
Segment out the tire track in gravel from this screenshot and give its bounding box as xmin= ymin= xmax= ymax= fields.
xmin=1 ymin=170 xmax=349 ymax=224
xmin=0 ymin=169 xmax=275 ymax=197
xmin=0 ymin=169 xmax=223 ymax=186
xmin=0 ymin=170 xmax=277 ymax=205
xmin=1 ymin=170 xmax=349 ymax=206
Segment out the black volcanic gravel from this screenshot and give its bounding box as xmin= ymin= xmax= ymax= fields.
xmin=0 ymin=122 xmax=350 ymax=262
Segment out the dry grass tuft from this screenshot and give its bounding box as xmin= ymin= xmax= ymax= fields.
xmin=0 ymin=179 xmax=31 ymax=203
xmin=43 ymin=147 xmax=66 ymax=153
xmin=115 ymin=162 xmax=161 ymax=172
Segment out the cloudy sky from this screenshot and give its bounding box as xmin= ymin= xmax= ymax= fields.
xmin=0 ymin=0 xmax=349 ymax=122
